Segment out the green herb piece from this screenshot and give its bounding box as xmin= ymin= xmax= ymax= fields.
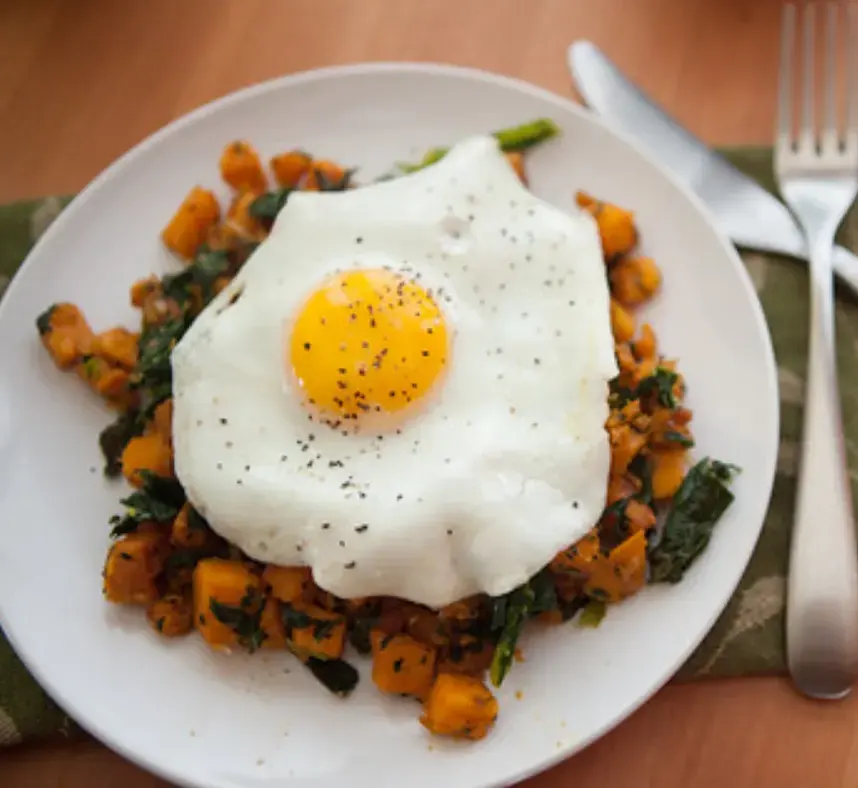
xmin=608 ymin=375 xmax=636 ymax=409
xmin=648 ymin=458 xmax=739 ymax=584
xmin=304 ymin=657 xmax=359 ymax=697
xmin=280 ymin=604 xmax=313 ymax=632
xmin=137 ymin=470 xmax=186 ymax=508
xmin=488 ymin=567 xmax=560 ymax=687
xmin=98 ymin=412 xmax=142 ymax=477
xmin=209 ymin=597 xmax=266 ymax=653
xmin=662 ymin=430 xmax=695 ymax=448
xmin=348 ymin=615 xmax=377 ymax=655
xmin=187 ymin=507 xmax=209 ymax=532
xmin=162 ymin=247 xmax=230 ymax=306
xmin=249 ymin=188 xmax=294 ymax=220
xmin=489 ymin=596 xmax=508 ymax=632
xmin=528 ymin=568 xmax=559 ymax=614
xmin=637 ymin=367 xmax=679 ymax=409
xmin=489 ymin=583 xmax=534 ymax=688
xmin=314 ymin=167 xmax=356 ymax=192
xmin=164 ymin=549 xmax=208 ymax=572
xmin=398 ymin=147 xmax=449 ymax=173
xmin=393 ymin=658 xmax=404 ymax=673
xmin=156 ymin=617 xmax=165 ymax=632
xmin=609 ymin=367 xmax=680 ymax=410
xmin=493 ymin=118 xmax=561 ymax=152
xmin=81 ymin=355 xmax=100 ymax=380
xmin=109 ymin=472 xmax=184 ymax=537
xmin=131 ymin=316 xmax=190 ymax=427
xmin=578 ymin=600 xmax=607 ymax=628
xmin=313 ymin=619 xmax=337 ymax=642
xmin=398 ymin=118 xmax=561 ymax=173
xmin=35 ymin=304 xmax=57 ymax=336
xmin=135 ymin=318 xmax=187 ymax=384
xmin=281 ymin=604 xmax=342 ymax=648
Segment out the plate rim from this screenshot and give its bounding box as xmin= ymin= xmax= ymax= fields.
xmin=0 ymin=60 xmax=779 ymax=788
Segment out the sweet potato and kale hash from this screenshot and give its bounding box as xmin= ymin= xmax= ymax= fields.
xmin=35 ymin=121 xmax=736 ymax=741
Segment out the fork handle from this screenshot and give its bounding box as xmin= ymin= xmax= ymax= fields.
xmin=787 ymin=231 xmax=858 ymax=698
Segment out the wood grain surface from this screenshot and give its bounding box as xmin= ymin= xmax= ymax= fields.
xmin=0 ymin=0 xmax=850 ymax=786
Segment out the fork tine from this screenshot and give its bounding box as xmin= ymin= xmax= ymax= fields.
xmin=779 ymin=4 xmax=796 ymax=145
xmin=801 ymin=3 xmax=816 ymax=149
xmin=848 ymin=3 xmax=858 ymax=154
xmin=824 ymin=3 xmax=837 ymax=146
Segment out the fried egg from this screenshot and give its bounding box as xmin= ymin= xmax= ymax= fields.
xmin=171 ymin=135 xmax=617 ymax=608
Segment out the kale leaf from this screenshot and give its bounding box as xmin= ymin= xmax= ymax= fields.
xmin=488 ymin=568 xmax=557 ymax=688
xmin=98 ymin=412 xmax=143 ymax=477
xmin=109 ymin=471 xmax=185 ymax=537
xmin=249 ymin=189 xmax=294 ymax=220
xmin=636 ymin=367 xmax=679 ymax=409
xmin=304 ymin=657 xmax=359 ymax=697
xmin=648 ymin=458 xmax=739 ymax=584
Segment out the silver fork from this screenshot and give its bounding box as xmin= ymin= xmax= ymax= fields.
xmin=777 ymin=2 xmax=858 ymax=699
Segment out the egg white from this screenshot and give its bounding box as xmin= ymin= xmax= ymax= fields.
xmin=171 ymin=135 xmax=617 ymax=608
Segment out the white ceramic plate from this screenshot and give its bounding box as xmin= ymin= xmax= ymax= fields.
xmin=0 ymin=63 xmax=778 ymax=788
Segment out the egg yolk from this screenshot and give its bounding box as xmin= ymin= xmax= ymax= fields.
xmin=289 ymin=268 xmax=449 ymax=430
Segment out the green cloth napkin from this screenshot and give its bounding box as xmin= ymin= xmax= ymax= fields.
xmin=2 ymin=148 xmax=857 ymax=746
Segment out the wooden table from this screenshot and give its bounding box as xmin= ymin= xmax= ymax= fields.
xmin=1 ymin=0 xmax=855 ymax=786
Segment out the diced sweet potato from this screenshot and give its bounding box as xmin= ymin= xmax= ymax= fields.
xmin=92 ymin=327 xmax=138 ymax=369
xmin=609 ymin=423 xmax=647 ymax=476
xmin=625 ymin=499 xmax=657 ymax=533
xmin=504 ymin=151 xmax=527 ymax=184
xmin=152 ymin=399 xmax=173 ymax=443
xmin=576 ymin=191 xmax=638 ymax=260
xmin=284 ymin=602 xmax=346 ymax=660
xmin=420 ymin=673 xmax=498 ymax=740
xmin=37 ymin=303 xmax=94 ymax=369
xmin=147 ymin=593 xmax=193 ymax=637
xmin=161 ymin=186 xmax=221 ymax=260
xmin=438 ymin=636 xmax=493 ymax=677
xmin=171 ymin=502 xmax=212 ymax=549
xmin=75 ymin=357 xmax=130 ymax=402
xmin=130 ymin=276 xmax=160 ymax=308
xmin=371 ymin=631 xmax=436 ymax=699
xmin=223 ymin=190 xmax=266 ymax=243
xmin=610 ymin=299 xmax=635 ymax=343
xmin=193 ymin=558 xmax=262 ymax=651
xmin=651 ymin=448 xmax=688 ymax=499
xmin=103 ymin=532 xmax=170 ymax=605
xmin=219 ymin=141 xmax=267 ymax=192
xmin=260 ymin=597 xmax=288 ymax=649
xmin=140 ymin=290 xmax=184 ymax=328
xmin=270 ymin=150 xmax=312 ymax=188
xmin=304 ymin=160 xmax=348 ymax=191
xmin=121 ymin=434 xmax=173 ymax=488
xmin=610 ymin=255 xmax=662 ymax=307
xmin=603 ymin=530 xmax=648 ymax=599
xmin=633 ymin=323 xmax=657 ymax=360
xmin=262 ymin=565 xmax=310 ymax=603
